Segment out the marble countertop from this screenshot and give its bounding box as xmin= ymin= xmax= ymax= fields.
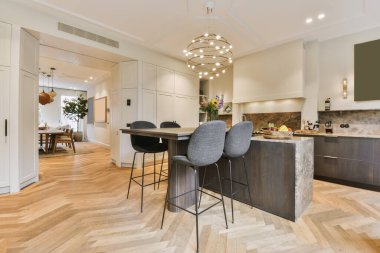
xmin=251 ymin=136 xmax=313 ymax=143
xmin=294 ymin=131 xmax=380 ymax=139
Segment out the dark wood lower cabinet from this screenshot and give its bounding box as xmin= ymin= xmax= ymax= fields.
xmin=315 ymin=155 xmax=337 ymax=178
xmin=298 ymin=135 xmax=380 ymax=191
xmin=336 ymin=159 xmax=373 ymax=185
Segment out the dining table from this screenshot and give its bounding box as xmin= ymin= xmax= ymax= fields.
xmin=38 ymin=129 xmax=65 ymax=153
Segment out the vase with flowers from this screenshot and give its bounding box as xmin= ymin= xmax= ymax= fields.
xmin=200 ymin=95 xmax=224 ymax=121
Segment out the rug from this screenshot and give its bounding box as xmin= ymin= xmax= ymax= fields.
xmin=39 ymin=146 xmax=94 ymax=158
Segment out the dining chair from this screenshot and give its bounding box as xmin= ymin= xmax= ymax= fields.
xmin=53 ymin=129 xmax=76 ymax=153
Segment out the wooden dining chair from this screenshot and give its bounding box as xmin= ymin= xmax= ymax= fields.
xmin=53 ymin=129 xmax=76 ymax=153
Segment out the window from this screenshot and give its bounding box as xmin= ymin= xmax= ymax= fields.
xmin=61 ymin=95 xmax=78 ymax=131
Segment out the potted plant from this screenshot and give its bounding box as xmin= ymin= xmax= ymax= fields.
xmin=62 ymin=94 xmax=88 ymax=141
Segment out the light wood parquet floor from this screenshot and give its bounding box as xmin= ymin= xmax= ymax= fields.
xmin=1 ymin=143 xmax=380 ymax=253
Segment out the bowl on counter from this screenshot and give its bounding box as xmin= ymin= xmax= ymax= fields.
xmin=263 ymin=130 xmax=293 ymax=139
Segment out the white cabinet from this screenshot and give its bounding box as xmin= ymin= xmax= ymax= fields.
xmin=110 ymin=89 xmax=138 ymax=167
xmin=20 ymin=30 xmax=39 ymax=74
xmin=157 ymin=67 xmax=175 ymax=93
xmin=0 ymin=66 xmax=10 ymax=192
xmin=174 ymin=95 xmax=198 ymax=127
xmin=112 ymin=61 xmax=139 ymax=90
xmin=175 ymin=72 xmax=199 ymax=97
xmin=0 ymin=22 xmax=11 ymax=67
xmin=142 ymin=62 xmax=156 ymax=90
xmin=121 ymin=61 xmax=138 ymax=89
xmin=157 ymin=92 xmax=175 ymax=124
xmin=19 ymin=71 xmax=38 ymax=185
xmin=142 ymin=89 xmax=157 ymax=124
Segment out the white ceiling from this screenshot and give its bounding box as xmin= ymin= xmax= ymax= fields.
xmin=30 ymin=0 xmax=380 ymax=59
xmin=38 ymin=33 xmax=130 ymax=90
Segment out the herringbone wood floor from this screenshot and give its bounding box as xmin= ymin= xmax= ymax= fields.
xmin=1 ymin=143 xmax=380 ymax=253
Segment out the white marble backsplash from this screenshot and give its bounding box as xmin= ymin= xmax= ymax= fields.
xmin=319 ymin=110 xmax=380 ymax=135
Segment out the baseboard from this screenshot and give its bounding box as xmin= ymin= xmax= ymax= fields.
xmin=88 ymin=139 xmax=111 ymax=148
xmin=20 ymin=176 xmax=38 ymax=190
xmin=0 ymin=186 xmax=10 ymax=194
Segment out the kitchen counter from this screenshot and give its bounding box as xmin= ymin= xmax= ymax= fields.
xmin=294 ymin=131 xmax=380 ymax=139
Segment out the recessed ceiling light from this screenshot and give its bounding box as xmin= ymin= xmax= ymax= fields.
xmin=84 ymin=80 xmax=88 ymax=83
xmin=89 ymin=76 xmax=93 ymax=80
xmin=318 ymin=13 xmax=325 ymax=20
xmin=306 ymin=18 xmax=313 ymax=24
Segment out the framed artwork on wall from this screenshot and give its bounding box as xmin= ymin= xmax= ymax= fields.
xmin=94 ymin=96 xmax=107 ymax=123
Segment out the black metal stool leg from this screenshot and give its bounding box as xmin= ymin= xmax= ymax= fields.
xmin=141 ymin=153 xmax=146 ymax=213
xmin=154 ymin=153 xmax=156 ymax=190
xmin=127 ymin=152 xmax=137 ymax=199
xmin=228 ymin=159 xmax=235 ymax=223
xmin=158 ymin=152 xmax=165 ymax=189
xmin=198 ymin=167 xmax=207 ymax=208
xmin=243 ymin=156 xmax=254 ymax=208
xmin=194 ymin=167 xmax=199 ymax=253
xmin=215 ymin=163 xmax=228 ymax=229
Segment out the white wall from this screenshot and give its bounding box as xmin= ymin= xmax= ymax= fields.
xmin=87 ymin=78 xmax=111 ymax=146
xmin=209 ymin=68 xmax=233 ymax=102
xmin=233 ymin=40 xmax=304 ymax=103
xmin=318 ymin=27 xmax=380 ymax=111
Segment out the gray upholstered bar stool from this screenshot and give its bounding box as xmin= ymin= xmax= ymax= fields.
xmin=127 ymin=121 xmax=167 ymax=213
xmin=199 ymin=121 xmax=254 ymax=223
xmin=161 ymin=121 xmax=228 ymax=253
xmin=158 ymin=121 xmax=181 ymax=189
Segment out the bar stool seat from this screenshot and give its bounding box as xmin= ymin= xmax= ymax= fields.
xmin=127 ymin=121 xmax=168 ymax=213
xmin=199 ymin=121 xmax=254 ymax=224
xmin=161 ymin=121 xmax=228 ymax=253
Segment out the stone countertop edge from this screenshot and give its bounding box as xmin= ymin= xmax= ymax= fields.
xmin=251 ymin=136 xmax=313 ymax=143
xmin=294 ymin=132 xmax=380 ymax=139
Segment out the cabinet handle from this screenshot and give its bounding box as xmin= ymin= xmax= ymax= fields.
xmin=323 ymin=155 xmax=338 ymax=159
xmin=5 ymin=119 xmax=7 ymax=137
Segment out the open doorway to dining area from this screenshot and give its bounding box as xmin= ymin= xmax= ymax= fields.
xmin=36 ymin=31 xmax=130 ymax=158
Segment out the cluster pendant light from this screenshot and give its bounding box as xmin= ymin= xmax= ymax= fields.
xmin=183 ymin=0 xmax=233 ymax=80
xmin=39 ymin=67 xmax=57 ymax=105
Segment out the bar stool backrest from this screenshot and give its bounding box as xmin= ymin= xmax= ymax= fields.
xmin=130 ymin=121 xmax=160 ymax=148
xmin=160 ymin=121 xmax=181 ymax=128
xmin=224 ymin=121 xmax=253 ymax=158
xmin=187 ymin=120 xmax=226 ymax=167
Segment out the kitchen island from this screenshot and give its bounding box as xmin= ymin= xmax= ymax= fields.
xmin=121 ymin=128 xmax=314 ymax=221
xmin=203 ymin=136 xmax=314 ymax=221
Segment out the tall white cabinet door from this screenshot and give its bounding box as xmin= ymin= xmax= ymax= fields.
xmin=110 ymin=92 xmax=121 ymax=163
xmin=0 ymin=22 xmax=11 ymax=67
xmin=19 ymin=71 xmax=38 ymax=184
xmin=0 ymin=67 xmax=10 ymax=189
xmin=174 ymin=95 xmax=198 ymax=127
xmin=20 ymin=29 xmax=39 ymax=75
xmin=142 ymin=62 xmax=156 ymax=90
xmin=157 ymin=92 xmax=174 ymax=125
xmin=157 ymin=67 xmax=174 ymax=93
xmin=175 ymin=73 xmax=199 ymax=97
xmin=142 ymin=89 xmax=157 ymax=124
xmin=120 ymin=61 xmax=138 ymax=89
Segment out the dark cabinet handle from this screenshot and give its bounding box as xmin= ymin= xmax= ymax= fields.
xmin=5 ymin=119 xmax=7 ymax=137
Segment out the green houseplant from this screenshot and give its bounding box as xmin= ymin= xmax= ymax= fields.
xmin=62 ymin=94 xmax=88 ymax=141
